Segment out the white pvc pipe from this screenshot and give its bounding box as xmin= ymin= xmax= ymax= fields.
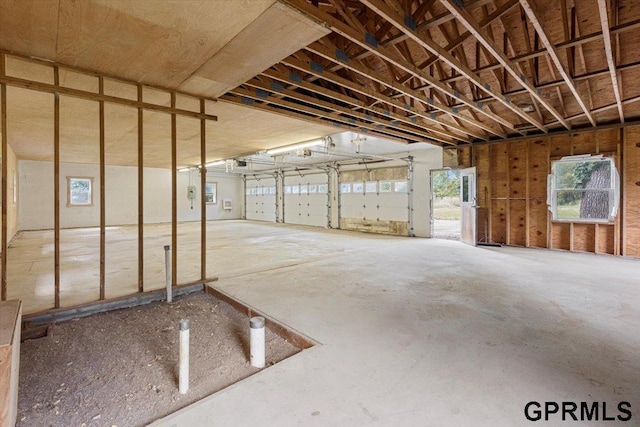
xmin=179 ymin=319 xmax=190 ymax=394
xmin=164 ymin=245 xmax=172 ymax=303
xmin=250 ymin=316 xmax=265 ymax=368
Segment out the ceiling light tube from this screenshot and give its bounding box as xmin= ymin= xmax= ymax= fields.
xmin=266 ymin=139 xmax=324 ymax=155
xmin=205 ymin=160 xmax=226 ymax=167
xmin=178 ymin=167 xmax=191 ymax=173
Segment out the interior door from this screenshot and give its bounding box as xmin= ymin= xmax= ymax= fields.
xmin=460 ymin=167 xmax=477 ymax=246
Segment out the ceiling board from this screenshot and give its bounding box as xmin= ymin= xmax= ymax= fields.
xmin=0 ymin=0 xmax=58 ymax=60
xmin=179 ymin=2 xmax=331 ymax=97
xmin=55 ymin=0 xmax=276 ymax=89
xmin=6 ymin=87 xmax=55 ymax=163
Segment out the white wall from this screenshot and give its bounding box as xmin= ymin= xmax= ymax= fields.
xmin=18 ymin=160 xmax=243 ymax=230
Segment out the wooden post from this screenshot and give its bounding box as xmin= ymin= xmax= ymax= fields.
xmin=53 ymin=67 xmax=60 ymax=308
xmin=137 ymin=84 xmax=144 ymax=293
xmin=200 ymin=99 xmax=206 ymax=282
xmin=99 ymin=77 xmax=105 ymax=300
xmin=171 ymin=93 xmax=177 ymax=288
xmin=0 ymin=53 xmax=6 ymax=301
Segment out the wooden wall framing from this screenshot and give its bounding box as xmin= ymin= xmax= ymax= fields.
xmin=0 ymin=52 xmax=218 ymax=308
xmin=451 ymin=124 xmax=640 ymax=257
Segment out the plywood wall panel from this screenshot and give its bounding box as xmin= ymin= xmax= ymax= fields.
xmin=509 ymin=199 xmax=527 ymax=246
xmin=623 ymin=126 xmax=640 ymax=257
xmin=528 ymin=138 xmax=548 ymax=199
xmin=572 ymin=224 xmax=595 ymax=253
xmin=490 ymin=199 xmax=507 ymax=243
xmin=475 ymin=145 xmax=490 ymax=208
xmin=508 ymin=141 xmax=527 ymax=199
xmin=551 ymin=222 xmax=571 ymax=250
xmin=571 ymin=132 xmax=597 ymax=155
xmin=550 ymin=135 xmax=572 ymax=158
xmin=597 ymin=224 xmax=615 ymax=255
xmin=490 ymin=144 xmax=508 ymax=199
xmin=597 ymin=128 xmax=620 ymax=153
xmin=528 ymin=199 xmax=548 ymax=248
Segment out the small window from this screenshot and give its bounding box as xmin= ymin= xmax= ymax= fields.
xmin=340 ymin=183 xmax=351 ymax=193
xmin=291 ymin=185 xmax=299 ymax=194
xmin=285 ymin=186 xmax=292 ymax=194
xmin=548 ymin=156 xmax=619 ymax=223
xmin=394 ymin=181 xmax=408 ymax=193
xmin=308 ymin=184 xmax=317 ymax=193
xmin=352 ymin=182 xmax=364 ymax=193
xmin=300 ymin=184 xmax=308 ymax=194
xmin=205 ymin=182 xmax=217 ymax=204
xmin=67 ymin=177 xmax=93 ymax=206
xmin=379 ymin=181 xmax=392 ymax=192
xmin=318 ymin=184 xmax=328 ymax=194
xmin=462 ymin=176 xmax=471 ymax=203
xmin=250 ymin=187 xmax=257 ymax=195
xmin=246 ymin=187 xmax=251 ymax=196
xmin=365 ymin=182 xmax=377 ymax=193
xmin=269 ymin=186 xmax=276 ymax=194
xmin=256 ymin=187 xmax=263 ymax=196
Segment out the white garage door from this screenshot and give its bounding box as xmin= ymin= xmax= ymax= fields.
xmin=245 ymin=177 xmax=276 ymax=222
xmin=284 ymin=173 xmax=329 ymax=227
xmin=340 ymin=180 xmax=408 ymax=222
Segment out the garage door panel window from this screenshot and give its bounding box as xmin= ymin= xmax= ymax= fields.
xmin=379 ymin=181 xmax=392 ymax=192
xmin=365 ymin=182 xmax=377 ymax=193
xmin=352 ymin=182 xmax=364 ymax=193
xmin=394 ymin=181 xmax=408 ymax=193
xmin=548 ymin=156 xmax=620 ymax=223
xmin=341 ymin=183 xmax=351 ymax=193
xmin=318 ymin=184 xmax=328 ymax=194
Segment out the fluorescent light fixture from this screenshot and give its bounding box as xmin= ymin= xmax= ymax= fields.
xmin=205 ymin=160 xmax=226 ymax=167
xmin=178 ymin=167 xmax=191 ymax=173
xmin=266 ymin=139 xmax=324 ymax=155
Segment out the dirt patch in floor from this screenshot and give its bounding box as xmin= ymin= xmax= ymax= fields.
xmin=17 ymin=291 xmax=302 ymax=427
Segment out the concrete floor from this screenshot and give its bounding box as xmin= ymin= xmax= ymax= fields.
xmin=147 ymin=221 xmax=640 ymax=426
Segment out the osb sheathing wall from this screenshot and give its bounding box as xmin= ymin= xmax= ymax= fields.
xmin=448 ymin=125 xmax=640 ymax=257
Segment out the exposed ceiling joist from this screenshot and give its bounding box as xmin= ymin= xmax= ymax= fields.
xmin=439 ymin=0 xmax=568 ymax=129
xmin=597 ymin=0 xmax=624 ymax=123
xmin=519 ymin=0 xmax=596 ymax=127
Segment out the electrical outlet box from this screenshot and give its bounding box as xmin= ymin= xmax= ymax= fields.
xmin=187 ymin=185 xmax=196 ymax=200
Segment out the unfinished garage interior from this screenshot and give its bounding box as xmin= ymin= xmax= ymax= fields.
xmin=0 ymin=0 xmax=639 ymax=425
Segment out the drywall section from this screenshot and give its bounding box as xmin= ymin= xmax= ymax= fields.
xmin=18 ymin=161 xmax=242 ymax=230
xmin=447 ymin=125 xmax=640 ymax=257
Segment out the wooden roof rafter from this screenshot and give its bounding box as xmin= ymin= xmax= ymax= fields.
xmin=439 ymin=0 xmax=569 ymax=129
xmin=302 ymin=40 xmax=494 ymax=139
xmin=597 ymin=0 xmax=624 ymax=123
xmin=282 ymin=0 xmax=517 ymax=136
xmin=519 ymin=0 xmax=596 ymax=126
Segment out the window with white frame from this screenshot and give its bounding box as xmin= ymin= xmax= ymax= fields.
xmin=205 ymin=182 xmax=217 ymax=203
xmin=352 ymin=182 xmax=364 ymax=193
xmin=548 ymin=156 xmax=619 ymax=223
xmin=318 ymin=184 xmax=328 ymax=194
xmin=67 ymin=177 xmax=93 ymax=206
xmin=340 ymin=183 xmax=351 ymax=193
xmin=365 ymin=182 xmax=377 ymax=193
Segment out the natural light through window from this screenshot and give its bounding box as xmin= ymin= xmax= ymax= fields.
xmin=548 ymin=156 xmax=619 ymax=223
xmin=67 ymin=177 xmax=93 ymax=206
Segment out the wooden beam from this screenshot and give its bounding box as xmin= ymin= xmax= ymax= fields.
xmin=230 ymin=86 xmax=430 ymax=143
xmin=261 ymin=68 xmax=472 ymax=141
xmin=0 ymin=73 xmax=217 ymax=122
xmin=171 ymin=93 xmax=177 ymax=288
xmin=99 ymin=76 xmax=106 ymax=300
xmin=53 ymin=67 xmax=60 ymax=309
xmin=282 ymin=0 xmax=516 ymax=133
xmin=439 ymin=18 xmax=640 ymax=86
xmin=0 ymin=54 xmax=6 ymax=301
xmin=243 ymin=77 xmax=455 ymax=144
xmin=219 ymin=94 xmax=410 ymax=144
xmin=598 ymin=0 xmax=624 ymax=123
xmin=200 ymin=99 xmax=206 ymax=282
xmin=519 ymin=0 xmax=596 ymax=126
xmin=440 ymin=0 xmax=569 ymax=129
xmin=297 ymin=44 xmax=495 ymax=139
xmin=364 ymin=0 xmax=545 ymax=132
xmin=137 ymin=84 xmax=144 ymax=293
